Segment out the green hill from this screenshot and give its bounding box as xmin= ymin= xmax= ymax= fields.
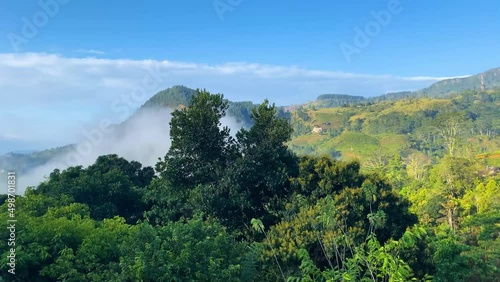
xmin=314 ymin=94 xmax=366 ymax=107
xmin=418 ymin=67 xmax=500 ymax=97
xmin=0 ymin=144 xmax=75 ymax=173
xmin=289 ymin=89 xmax=500 ymax=168
xmin=373 ymin=68 xmax=500 ymax=101
xmin=140 ymin=85 xmax=197 ymax=109
xmin=138 ymin=85 xmax=258 ymax=125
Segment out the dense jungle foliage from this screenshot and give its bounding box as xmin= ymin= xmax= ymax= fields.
xmin=1 ymin=89 xmax=498 ymax=281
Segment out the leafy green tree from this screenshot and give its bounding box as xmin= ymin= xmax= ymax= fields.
xmin=156 ymin=89 xmax=237 ymax=189
xmin=428 ymin=156 xmax=478 ymax=229
xmin=35 ymin=154 xmax=154 ymax=223
xmin=0 ymin=201 xmax=95 ymax=281
xmin=149 ymin=89 xmax=238 ymax=223
xmin=229 ymin=100 xmax=299 ymax=230
xmin=119 ymin=218 xmax=249 ymax=281
xmin=195 ymin=100 xmax=300 ymax=234
xmin=386 ymin=155 xmax=408 ymax=190
xmin=263 ymin=175 xmax=416 ymax=276
xmin=40 ymin=217 xmax=130 ymax=281
xmin=434 ymin=112 xmax=468 ymax=156
xmin=458 ymin=211 xmax=500 ymax=281
xmin=0 ymin=194 xmax=252 ymax=281
xmin=432 ymin=234 xmax=471 ymax=282
xmin=290 ymin=155 xmax=362 ymax=203
xmin=333 ymin=176 xmax=417 ymax=244
xmin=461 ymin=180 xmax=500 ymax=214
xmin=284 ymin=196 xmax=427 ymax=282
xmin=144 ymin=177 xmax=190 ymax=224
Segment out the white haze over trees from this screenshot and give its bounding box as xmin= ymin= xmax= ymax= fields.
xmin=16 ymin=107 xmax=245 ymax=194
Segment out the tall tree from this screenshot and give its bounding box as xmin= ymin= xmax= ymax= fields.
xmin=149 ymin=89 xmax=238 ymax=223
xmin=156 ymin=89 xmax=237 ymax=188
xmin=429 ymin=156 xmax=478 ymax=230
xmin=434 ymin=112 xmax=467 ymax=156
xmin=220 ymin=100 xmax=299 ymax=231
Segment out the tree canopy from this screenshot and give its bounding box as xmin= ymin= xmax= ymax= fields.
xmin=1 ymin=89 xmax=498 ymax=281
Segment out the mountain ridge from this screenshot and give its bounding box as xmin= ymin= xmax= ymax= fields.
xmin=2 ymin=66 xmax=500 ymax=169
xmin=374 ymin=67 xmax=500 ymax=101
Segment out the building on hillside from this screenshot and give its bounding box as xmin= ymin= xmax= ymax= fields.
xmin=312 ymin=126 xmax=324 ymax=134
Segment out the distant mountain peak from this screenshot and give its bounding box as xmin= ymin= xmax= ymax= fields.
xmin=141 ymin=85 xmax=197 ymax=109
xmin=417 ymin=67 xmax=500 ymax=97
xmin=372 ymin=67 xmax=500 ymax=101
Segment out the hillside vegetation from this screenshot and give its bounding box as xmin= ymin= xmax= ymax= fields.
xmin=377 ymin=67 xmax=500 ymax=100
xmin=289 ymin=89 xmax=500 ymax=168
xmin=1 ymin=89 xmax=499 ymax=281
xmin=140 ymin=85 xmax=260 ymax=125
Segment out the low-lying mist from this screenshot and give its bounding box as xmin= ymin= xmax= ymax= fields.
xmin=16 ymin=108 xmax=245 ymax=194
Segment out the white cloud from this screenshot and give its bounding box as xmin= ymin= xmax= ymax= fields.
xmin=0 ymin=133 xmax=24 ymax=141
xmin=75 ymin=49 xmax=106 ymax=55
xmin=403 ymin=75 xmax=471 ymax=81
xmin=0 ymin=52 xmax=470 ymax=153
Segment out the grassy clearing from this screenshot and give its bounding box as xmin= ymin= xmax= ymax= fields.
xmin=379 ymin=99 xmax=450 ymax=116
xmin=289 ymin=134 xmax=328 ymax=146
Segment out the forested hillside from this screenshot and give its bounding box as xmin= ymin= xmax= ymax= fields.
xmin=0 ymin=145 xmax=75 ymax=175
xmin=313 ymin=94 xmax=366 ymax=108
xmin=139 ymin=85 xmax=259 ymax=125
xmin=1 ymin=89 xmax=498 ymax=281
xmin=290 ymin=89 xmax=500 ymax=167
xmin=374 ymin=68 xmax=500 ymax=100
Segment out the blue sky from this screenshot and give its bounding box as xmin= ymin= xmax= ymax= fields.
xmin=0 ymin=0 xmax=499 ymax=153
xmin=2 ymin=0 xmax=499 ymax=75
